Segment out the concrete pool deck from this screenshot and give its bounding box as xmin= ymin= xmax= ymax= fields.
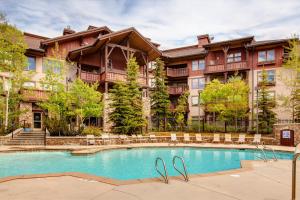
xmin=0 ymin=143 xmax=298 ymax=199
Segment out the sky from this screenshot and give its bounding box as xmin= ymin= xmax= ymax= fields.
xmin=1 ymin=0 xmax=300 ymax=49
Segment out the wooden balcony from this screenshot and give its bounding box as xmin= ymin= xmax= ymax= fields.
xmin=168 ymin=85 xmax=188 ymax=95
xmin=101 ymin=69 xmax=147 ymax=86
xmin=21 ymin=89 xmax=49 ymax=102
xmin=204 ymin=61 xmax=248 ymax=74
xmin=166 ymin=67 xmax=188 ymax=77
xmin=80 ymin=71 xmax=100 ymax=83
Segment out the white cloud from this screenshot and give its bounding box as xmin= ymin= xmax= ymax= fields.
xmin=1 ymin=0 xmax=300 ymax=49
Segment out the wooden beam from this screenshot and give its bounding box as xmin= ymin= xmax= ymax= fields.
xmin=107 ymin=46 xmax=115 ymax=58
xmin=120 ymin=48 xmax=128 ymax=62
xmin=107 ymin=43 xmax=139 ymax=54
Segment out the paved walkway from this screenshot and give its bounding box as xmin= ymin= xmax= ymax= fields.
xmin=0 ymin=160 xmax=299 ymax=199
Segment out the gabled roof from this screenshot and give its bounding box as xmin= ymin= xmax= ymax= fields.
xmin=41 ymin=26 xmax=112 ymax=45
xmin=24 ymin=32 xmax=48 ymax=54
xmin=162 ymin=45 xmax=206 ymax=59
xmin=203 ymin=36 xmax=254 ymax=48
xmin=68 ymin=27 xmax=161 ymax=61
xmin=246 ymin=39 xmax=292 ymax=48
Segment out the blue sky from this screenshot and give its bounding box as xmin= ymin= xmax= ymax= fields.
xmin=1 ymin=0 xmax=300 ymax=49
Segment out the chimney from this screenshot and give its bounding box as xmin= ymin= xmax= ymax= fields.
xmin=197 ymin=34 xmax=210 ymax=48
xmin=63 ymin=26 xmax=75 ymax=35
xmin=87 ymin=25 xmax=97 ymax=30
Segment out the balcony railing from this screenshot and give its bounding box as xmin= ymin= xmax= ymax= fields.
xmin=21 ymin=89 xmax=49 ymax=102
xmin=168 ymin=85 xmax=188 ymax=95
xmin=166 ymin=67 xmax=188 ymax=77
xmin=80 ymin=71 xmax=100 ymax=83
xmin=101 ymin=69 xmax=147 ymax=86
xmin=205 ymin=61 xmax=248 ymax=73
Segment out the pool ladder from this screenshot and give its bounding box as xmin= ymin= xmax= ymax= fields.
xmin=255 ymin=143 xmax=277 ymax=162
xmin=155 ymin=156 xmax=189 ymax=184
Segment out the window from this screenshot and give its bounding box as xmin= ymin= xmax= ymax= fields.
xmin=227 ymin=52 xmax=241 ymax=63
xmin=148 ymin=61 xmax=156 ymax=70
xmin=23 ymin=81 xmax=35 ymax=88
xmin=149 ymin=78 xmax=155 ymax=87
xmin=191 ymin=96 xmax=199 ymax=106
xmin=192 ymin=59 xmax=205 ymax=71
xmin=191 ymin=77 xmax=205 ymax=89
xmin=43 ymin=58 xmax=63 ymax=74
xmin=25 ymin=57 xmax=36 ymax=71
xmin=257 ymin=70 xmax=276 ymax=84
xmin=258 ymin=49 xmax=275 ymax=62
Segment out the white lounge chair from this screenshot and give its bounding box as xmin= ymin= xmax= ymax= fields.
xmin=131 ymin=135 xmax=137 ymax=143
xmin=170 ymin=133 xmax=178 ymax=145
xmin=195 ymin=134 xmax=203 ymax=143
xmin=137 ymin=135 xmax=147 ymax=143
xmin=252 ymin=134 xmax=261 ymax=144
xmin=183 ymin=133 xmax=191 ymax=143
xmin=224 ymin=134 xmax=232 ymax=143
xmin=101 ymin=133 xmax=110 ymax=145
xmin=237 ymin=134 xmax=246 ymax=144
xmin=86 ymin=135 xmax=95 ymax=145
xmin=119 ymin=135 xmax=132 ymax=144
xmin=212 ymin=134 xmax=220 ymax=143
xmin=149 ymin=134 xmax=158 ymax=143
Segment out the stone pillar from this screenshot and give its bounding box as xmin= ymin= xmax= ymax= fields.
xmin=142 ymin=96 xmax=151 ymax=132
xmin=103 ymin=93 xmax=113 ymax=133
xmin=19 ymin=102 xmax=33 ymax=128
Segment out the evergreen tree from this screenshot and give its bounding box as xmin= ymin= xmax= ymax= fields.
xmin=257 ymin=69 xmax=276 ymax=133
xmin=110 ymin=57 xmax=145 ymax=135
xmin=150 ymin=58 xmax=170 ymax=131
xmin=175 ymin=91 xmax=189 ymax=130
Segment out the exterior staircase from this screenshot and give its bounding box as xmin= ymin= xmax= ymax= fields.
xmin=6 ymin=130 xmax=45 ymax=145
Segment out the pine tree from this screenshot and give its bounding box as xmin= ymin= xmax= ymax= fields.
xmin=109 ymin=57 xmax=145 ymax=135
xmin=257 ymin=69 xmax=276 ymax=133
xmin=150 ymin=58 xmax=170 ymax=131
xmin=175 ymin=91 xmax=189 ymax=130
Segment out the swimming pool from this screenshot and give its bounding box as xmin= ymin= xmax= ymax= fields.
xmin=0 ymin=148 xmax=293 ymax=180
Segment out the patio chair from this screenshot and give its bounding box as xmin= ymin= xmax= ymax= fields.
xmin=131 ymin=135 xmax=138 ymax=143
xmin=183 ymin=133 xmax=191 ymax=143
xmin=195 ymin=134 xmax=203 ymax=143
xmin=137 ymin=134 xmax=147 ymax=143
xmin=236 ymin=134 xmax=246 ymax=144
xmin=212 ymin=134 xmax=220 ymax=143
xmin=252 ymin=134 xmax=261 ymax=145
xmin=101 ymin=133 xmax=110 ymax=145
xmin=119 ymin=135 xmax=132 ymax=144
xmin=86 ymin=135 xmax=95 ymax=145
xmin=169 ymin=133 xmax=178 ymax=145
xmin=224 ymin=134 xmax=232 ymax=143
xmin=149 ymin=134 xmax=158 ymax=143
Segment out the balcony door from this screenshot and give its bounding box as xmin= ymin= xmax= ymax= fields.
xmin=33 ymin=112 xmax=42 ymax=130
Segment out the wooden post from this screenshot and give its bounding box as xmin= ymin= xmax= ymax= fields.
xmin=223 ymin=46 xmax=229 ymax=82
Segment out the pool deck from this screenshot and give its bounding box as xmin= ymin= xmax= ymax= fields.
xmin=0 ymin=143 xmax=298 ymax=199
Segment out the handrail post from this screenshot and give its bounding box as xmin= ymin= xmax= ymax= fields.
xmin=292 ymin=153 xmax=300 ymax=200
xmin=173 ymin=156 xmax=189 ymax=181
xmin=155 ymin=157 xmax=169 ymax=184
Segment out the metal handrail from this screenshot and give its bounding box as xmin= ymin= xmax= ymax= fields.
xmin=173 ymin=156 xmax=189 ymax=182
xmin=255 ymin=144 xmax=268 ymax=162
xmin=155 ymin=157 xmax=169 ymax=184
xmin=292 ymin=152 xmax=300 ymax=200
xmin=262 ymin=142 xmax=277 ymax=161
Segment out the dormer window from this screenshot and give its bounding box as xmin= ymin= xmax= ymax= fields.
xmin=227 ymin=52 xmax=241 ymax=63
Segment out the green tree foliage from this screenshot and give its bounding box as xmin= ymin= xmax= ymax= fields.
xmin=175 ymin=91 xmax=189 ymax=130
xmin=282 ymin=37 xmax=300 ymax=121
xmin=110 ymin=57 xmax=146 ymax=135
xmin=257 ymin=69 xmax=276 ymax=133
xmin=0 ymin=13 xmax=28 ymax=133
xmin=150 ymin=58 xmax=170 ymax=131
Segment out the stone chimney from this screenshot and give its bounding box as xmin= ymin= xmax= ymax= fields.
xmin=197 ymin=34 xmax=210 ymax=48
xmin=63 ymin=26 xmax=75 ymax=35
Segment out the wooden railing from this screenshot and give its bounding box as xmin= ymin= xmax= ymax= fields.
xmin=101 ymin=69 xmax=147 ymax=86
xmin=168 ymin=85 xmax=188 ymax=95
xmin=21 ymin=89 xmax=49 ymax=102
xmin=205 ymin=61 xmax=248 ymax=73
xmin=166 ymin=67 xmax=188 ymax=77
xmin=80 ymin=71 xmax=100 ymax=83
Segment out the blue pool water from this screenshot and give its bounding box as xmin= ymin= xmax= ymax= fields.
xmin=0 ymin=148 xmax=293 ymax=180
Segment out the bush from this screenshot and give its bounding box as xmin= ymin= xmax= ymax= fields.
xmin=81 ymin=126 xmax=101 ymax=136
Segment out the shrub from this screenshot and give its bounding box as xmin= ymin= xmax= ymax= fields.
xmin=81 ymin=126 xmax=101 ymax=136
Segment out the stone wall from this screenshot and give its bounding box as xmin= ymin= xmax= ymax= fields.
xmin=19 ymin=102 xmax=32 ymax=127
xmin=103 ymin=93 xmax=113 ymax=133
xmin=273 ymin=123 xmax=300 ymax=145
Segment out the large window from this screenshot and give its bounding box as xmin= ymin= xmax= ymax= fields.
xmin=257 ymin=70 xmax=276 ymax=84
xmin=43 ymin=58 xmax=62 ymax=74
xmin=258 ymin=49 xmax=275 ymax=62
xmin=227 ymin=52 xmax=241 ymax=63
xmin=191 ymin=96 xmax=199 ymax=106
xmin=192 ymin=59 xmax=205 ymax=71
xmin=25 ymin=57 xmax=36 ymax=71
xmin=191 ymin=77 xmax=205 ymax=89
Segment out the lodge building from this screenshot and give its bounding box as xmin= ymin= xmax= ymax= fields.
xmin=4 ymin=25 xmax=295 ymax=131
